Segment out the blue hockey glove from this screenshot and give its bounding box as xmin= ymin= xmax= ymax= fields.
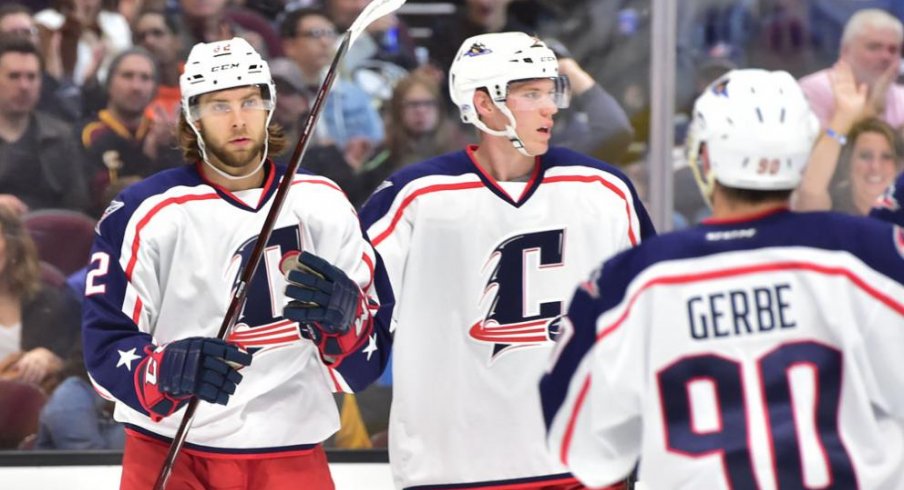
xmin=284 ymin=251 xmax=372 ymax=364
xmin=135 ymin=337 xmax=252 ymax=421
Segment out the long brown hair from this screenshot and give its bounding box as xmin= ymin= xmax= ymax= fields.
xmin=0 ymin=207 xmax=40 ymax=300
xmin=831 ymin=117 xmax=904 ymax=210
xmin=386 ymin=73 xmax=459 ymax=168
xmin=177 ymin=111 xmax=289 ymax=163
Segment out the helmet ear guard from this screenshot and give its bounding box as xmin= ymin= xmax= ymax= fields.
xmin=686 ymin=69 xmax=819 ymax=204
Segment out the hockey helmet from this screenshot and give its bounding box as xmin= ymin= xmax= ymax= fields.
xmin=686 ymin=69 xmax=818 ymax=201
xmin=448 ymin=32 xmax=570 ymax=155
xmin=180 ymin=37 xmax=276 ymax=122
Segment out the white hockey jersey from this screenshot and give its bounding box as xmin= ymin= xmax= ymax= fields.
xmin=542 ymin=209 xmax=904 ymax=489
xmin=359 ymin=146 xmax=655 ymax=488
xmin=82 ymin=161 xmax=392 ymax=454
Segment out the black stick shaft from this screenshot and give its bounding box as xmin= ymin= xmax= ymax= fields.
xmin=152 ymin=33 xmax=352 ymax=490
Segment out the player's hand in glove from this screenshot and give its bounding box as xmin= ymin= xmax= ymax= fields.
xmin=283 ymin=251 xmax=372 ymax=365
xmin=135 ymin=337 xmax=252 ymax=421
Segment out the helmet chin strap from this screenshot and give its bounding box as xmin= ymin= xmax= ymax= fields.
xmin=188 ymin=111 xmax=274 ymax=182
xmin=471 ymin=101 xmax=536 ymax=158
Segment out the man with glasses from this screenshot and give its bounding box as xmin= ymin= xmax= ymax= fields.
xmin=359 ymin=32 xmax=653 ymax=489
xmin=280 ymin=8 xmax=384 ymax=160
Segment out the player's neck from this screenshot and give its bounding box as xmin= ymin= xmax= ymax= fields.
xmin=0 ymin=112 xmax=30 ymax=143
xmin=471 ymin=139 xmax=535 ymax=182
xmin=710 ymin=196 xmax=789 ymax=221
xmin=201 ymin=156 xmax=267 ymax=192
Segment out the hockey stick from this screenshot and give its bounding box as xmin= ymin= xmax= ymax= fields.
xmin=152 ymin=1 xmax=407 ymax=488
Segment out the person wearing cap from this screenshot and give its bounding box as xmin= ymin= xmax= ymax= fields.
xmin=81 ymin=37 xmax=393 ymax=489
xmin=358 ymin=32 xmax=654 ymax=490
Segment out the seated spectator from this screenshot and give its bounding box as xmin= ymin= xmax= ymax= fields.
xmin=0 ymin=3 xmax=81 ymax=122
xmin=34 ymin=337 xmax=124 ymax=450
xmin=427 ymin=0 xmax=530 ymax=75
xmin=269 ymin=57 xmax=375 ymax=206
xmin=35 ymin=0 xmax=132 ymax=86
xmin=79 ymin=48 xmax=181 ymax=216
xmin=132 ymin=8 xmax=184 ymax=120
xmin=324 ymin=0 xmax=418 ymax=70
xmin=0 ymin=37 xmax=89 ymax=213
xmin=280 ymin=8 xmax=384 ymax=149
xmin=176 ymin=0 xmax=280 ymax=58
xmin=798 ymin=9 xmax=904 ymax=128
xmin=796 ymin=59 xmax=904 ymax=215
xmin=545 ymin=39 xmax=634 ymax=161
xmin=360 ymin=72 xmax=464 ymax=202
xmin=0 ymin=207 xmax=80 ymax=393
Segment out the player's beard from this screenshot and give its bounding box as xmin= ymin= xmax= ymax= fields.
xmin=206 ymin=137 xmax=266 ymax=173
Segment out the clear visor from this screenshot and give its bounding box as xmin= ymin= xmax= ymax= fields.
xmin=190 ymin=96 xmax=275 ymax=121
xmin=504 ymin=76 xmax=571 ymax=111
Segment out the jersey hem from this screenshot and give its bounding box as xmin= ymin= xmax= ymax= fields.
xmin=124 ymin=425 xmax=320 ymax=459
xmin=403 ymin=472 xmax=579 ymax=489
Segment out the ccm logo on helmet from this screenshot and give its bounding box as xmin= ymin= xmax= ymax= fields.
xmin=211 ymin=63 xmax=240 ymax=72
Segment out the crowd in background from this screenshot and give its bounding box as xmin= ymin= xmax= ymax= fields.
xmin=0 ymin=0 xmax=903 ymax=451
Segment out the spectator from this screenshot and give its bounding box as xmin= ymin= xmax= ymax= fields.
xmin=0 ymin=37 xmax=88 ymax=213
xmin=545 ymin=39 xmax=634 ymax=161
xmin=795 ymin=60 xmax=904 ymax=215
xmin=0 ymin=3 xmax=80 ymax=121
xmin=798 ymin=9 xmax=904 ymax=128
xmin=427 ymin=0 xmax=530 ymax=76
xmin=35 ymin=0 xmax=132 ymax=86
xmin=132 ymin=8 xmax=184 ymax=119
xmin=280 ymin=8 xmax=384 ymax=149
xmin=34 ymin=338 xmax=124 ymax=450
xmin=361 ymin=72 xmax=464 ymax=201
xmin=176 ymin=0 xmax=280 ymax=58
xmin=0 ymin=207 xmax=80 ymax=392
xmin=78 ymin=48 xmax=181 ymax=216
xmin=268 ymin=57 xmax=374 ymax=206
xmin=323 ymin=0 xmax=419 ymax=71
xmin=537 ymin=0 xmax=698 ymax=141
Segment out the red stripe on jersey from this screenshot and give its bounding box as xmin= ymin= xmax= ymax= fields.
xmin=131 ymin=297 xmax=143 ymax=324
xmin=124 ymin=193 xmax=220 ymax=280
xmin=291 ymin=177 xmax=344 ymax=193
xmin=542 ymin=174 xmax=638 ymax=246
xmin=559 ymin=260 xmax=904 ymax=463
xmin=561 ymin=375 xmax=592 ymax=466
xmin=435 ymin=475 xmax=587 ymax=490
xmin=371 ymin=181 xmax=485 ymax=246
xmin=362 ymin=252 xmax=375 ymax=291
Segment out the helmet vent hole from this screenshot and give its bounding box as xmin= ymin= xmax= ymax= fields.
xmin=742 ymin=157 xmax=750 ymax=167
xmin=755 ymin=108 xmax=763 ymax=123
xmin=780 ymin=108 xmax=786 ymax=122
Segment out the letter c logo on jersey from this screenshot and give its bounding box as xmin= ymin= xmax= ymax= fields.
xmin=470 ymin=229 xmax=566 ymax=362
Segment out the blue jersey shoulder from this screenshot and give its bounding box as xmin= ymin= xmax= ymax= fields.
xmin=542 ymin=146 xmax=629 ymax=182
xmin=594 ymin=211 xmax=904 ymax=312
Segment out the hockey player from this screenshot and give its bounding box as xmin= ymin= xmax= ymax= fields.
xmin=541 ymin=69 xmax=904 ymax=489
xmin=359 ymin=32 xmax=654 ymax=489
xmin=81 ymin=38 xmax=392 ymax=489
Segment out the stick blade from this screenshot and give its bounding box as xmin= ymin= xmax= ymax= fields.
xmin=348 ymin=0 xmax=408 ymax=45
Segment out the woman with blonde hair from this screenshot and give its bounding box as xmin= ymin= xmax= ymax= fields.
xmin=0 ymin=207 xmax=80 ymax=391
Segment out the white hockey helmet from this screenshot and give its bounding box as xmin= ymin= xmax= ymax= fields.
xmin=180 ymin=37 xmax=276 ymax=120
xmin=179 ymin=37 xmax=276 ymax=180
xmin=686 ymin=69 xmax=818 ymax=201
xmin=449 ymin=32 xmax=570 ymax=156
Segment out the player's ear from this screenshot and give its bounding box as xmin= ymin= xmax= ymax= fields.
xmin=473 ymin=89 xmax=496 ymax=118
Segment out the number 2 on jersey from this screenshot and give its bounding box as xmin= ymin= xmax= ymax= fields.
xmin=657 ymin=341 xmax=856 ymax=489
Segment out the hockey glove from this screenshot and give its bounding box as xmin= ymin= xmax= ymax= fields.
xmin=135 ymin=337 xmax=252 ymax=421
xmin=283 ymin=251 xmax=372 ymax=365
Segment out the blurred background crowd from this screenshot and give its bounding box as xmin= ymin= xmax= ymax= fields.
xmin=0 ymin=0 xmax=902 ymax=453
